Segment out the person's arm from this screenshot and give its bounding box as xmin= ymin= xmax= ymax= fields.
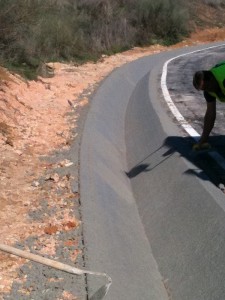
xmin=198 ymin=100 xmax=216 ymax=145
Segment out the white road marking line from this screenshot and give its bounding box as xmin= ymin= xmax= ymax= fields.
xmin=161 ymin=43 xmax=225 ymax=171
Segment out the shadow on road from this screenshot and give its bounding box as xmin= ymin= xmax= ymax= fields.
xmin=125 ymin=163 xmax=150 ymax=178
xmin=164 ymin=135 xmax=225 ymax=187
xmin=126 ymin=135 xmax=225 ymax=188
xmin=125 ymin=145 xmax=174 ymax=179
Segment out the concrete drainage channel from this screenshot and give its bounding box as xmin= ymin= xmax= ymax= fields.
xmin=80 ymin=54 xmax=171 ymax=300
xmin=80 ymin=42 xmax=225 ymax=300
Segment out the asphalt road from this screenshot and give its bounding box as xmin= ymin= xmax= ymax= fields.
xmin=80 ymin=42 xmax=225 ymax=300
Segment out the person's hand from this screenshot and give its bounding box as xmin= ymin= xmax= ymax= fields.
xmin=192 ymin=142 xmax=211 ymax=151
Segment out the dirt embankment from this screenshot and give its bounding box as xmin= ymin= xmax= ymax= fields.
xmin=0 ymin=26 xmax=225 ymax=299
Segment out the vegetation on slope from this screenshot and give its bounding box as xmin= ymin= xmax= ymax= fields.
xmin=0 ymin=0 xmax=225 ymax=78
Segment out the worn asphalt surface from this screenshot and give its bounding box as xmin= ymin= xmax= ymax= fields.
xmin=81 ymin=41 xmax=225 ymax=300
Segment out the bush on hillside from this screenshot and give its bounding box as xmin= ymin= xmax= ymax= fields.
xmin=0 ymin=0 xmax=189 ymax=77
xmin=133 ymin=0 xmax=189 ymax=45
xmin=203 ymin=0 xmax=225 ymax=6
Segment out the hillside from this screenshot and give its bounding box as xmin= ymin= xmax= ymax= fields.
xmin=0 ymin=1 xmax=225 ymax=299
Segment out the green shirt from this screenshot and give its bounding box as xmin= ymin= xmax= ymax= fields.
xmin=209 ymin=61 xmax=225 ymax=102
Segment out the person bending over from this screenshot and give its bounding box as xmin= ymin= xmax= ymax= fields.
xmin=192 ymin=61 xmax=225 ymax=149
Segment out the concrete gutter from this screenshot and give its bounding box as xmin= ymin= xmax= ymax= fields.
xmin=80 ymin=42 xmax=225 ymax=300
xmin=80 ymin=56 xmax=170 ymax=299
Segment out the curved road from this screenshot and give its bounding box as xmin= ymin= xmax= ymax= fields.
xmin=80 ymin=42 xmax=225 ymax=300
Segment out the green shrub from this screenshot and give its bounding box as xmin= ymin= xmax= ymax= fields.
xmin=134 ymin=0 xmax=189 ymax=45
xmin=203 ymin=0 xmax=225 ymax=7
xmin=0 ymin=0 xmax=190 ymax=77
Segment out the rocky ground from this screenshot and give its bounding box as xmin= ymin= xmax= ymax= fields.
xmin=0 ymin=27 xmax=225 ymax=299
